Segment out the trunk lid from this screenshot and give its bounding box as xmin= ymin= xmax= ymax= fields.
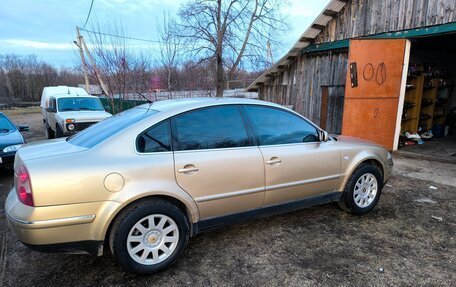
xmin=16 ymin=138 xmax=87 ymax=162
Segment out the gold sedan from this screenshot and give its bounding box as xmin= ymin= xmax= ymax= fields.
xmin=5 ymin=98 xmax=393 ymax=274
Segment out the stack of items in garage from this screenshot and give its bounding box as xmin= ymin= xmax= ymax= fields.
xmin=399 ymin=63 xmax=453 ymax=147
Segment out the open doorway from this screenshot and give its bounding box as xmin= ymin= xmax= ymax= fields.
xmin=398 ymin=33 xmax=456 ymax=162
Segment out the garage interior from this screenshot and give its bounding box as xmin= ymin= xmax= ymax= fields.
xmin=398 ymin=33 xmax=456 ymax=161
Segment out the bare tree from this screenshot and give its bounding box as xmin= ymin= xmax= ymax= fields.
xmin=156 ymin=13 xmax=182 ymax=94
xmin=0 ymin=54 xmax=83 ymax=103
xmin=82 ymin=19 xmax=153 ymax=111
xmin=177 ymin=0 xmax=287 ymax=96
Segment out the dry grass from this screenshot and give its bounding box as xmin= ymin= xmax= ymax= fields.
xmin=0 ymin=106 xmax=41 ymax=116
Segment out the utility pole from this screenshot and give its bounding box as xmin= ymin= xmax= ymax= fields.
xmin=266 ymin=40 xmax=274 ymax=66
xmin=76 ymin=26 xmax=90 ymax=92
xmin=80 ymin=36 xmax=110 ymax=97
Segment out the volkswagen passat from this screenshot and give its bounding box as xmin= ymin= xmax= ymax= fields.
xmin=5 ymin=98 xmax=393 ymax=274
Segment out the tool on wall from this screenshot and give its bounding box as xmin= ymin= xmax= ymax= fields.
xmin=360 ymin=62 xmax=387 ymax=86
xmin=363 ymin=63 xmax=374 ymax=81
xmin=350 ymin=62 xmax=358 ymax=88
xmin=376 ymin=62 xmax=387 ymax=85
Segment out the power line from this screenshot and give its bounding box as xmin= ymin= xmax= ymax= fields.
xmin=82 ymin=0 xmax=95 ymax=29
xmin=79 ymin=28 xmax=163 ymax=44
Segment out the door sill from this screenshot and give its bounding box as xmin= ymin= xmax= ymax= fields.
xmin=192 ymin=192 xmax=341 ymax=235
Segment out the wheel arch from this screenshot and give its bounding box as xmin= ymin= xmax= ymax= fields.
xmin=339 ymin=153 xmax=386 ymax=192
xmin=101 ymin=193 xmax=198 ymax=251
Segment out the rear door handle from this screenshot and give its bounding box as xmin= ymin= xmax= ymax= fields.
xmin=266 ymin=157 xmax=282 ymax=165
xmin=178 ymin=165 xmax=199 ymax=174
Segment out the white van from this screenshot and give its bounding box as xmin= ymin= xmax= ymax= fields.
xmin=41 ymin=86 xmax=112 ymax=138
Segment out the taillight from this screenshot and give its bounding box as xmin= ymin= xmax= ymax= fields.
xmin=15 ymin=165 xmax=34 ymax=206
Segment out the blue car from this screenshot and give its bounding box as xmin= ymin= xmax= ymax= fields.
xmin=0 ymin=112 xmax=28 ymax=167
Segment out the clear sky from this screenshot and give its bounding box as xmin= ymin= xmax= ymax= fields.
xmin=0 ymin=0 xmax=330 ymax=68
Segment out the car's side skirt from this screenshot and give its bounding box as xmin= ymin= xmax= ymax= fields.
xmin=192 ymin=191 xmax=341 ymax=236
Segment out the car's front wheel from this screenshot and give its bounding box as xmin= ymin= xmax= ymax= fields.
xmin=109 ymin=198 xmax=189 ymax=274
xmin=339 ymin=163 xmax=383 ymax=215
xmin=55 ymin=125 xmax=64 ymax=138
xmin=44 ymin=124 xmax=55 ymax=139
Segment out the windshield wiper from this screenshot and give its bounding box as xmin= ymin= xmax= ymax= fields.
xmin=0 ymin=128 xmax=10 ymax=133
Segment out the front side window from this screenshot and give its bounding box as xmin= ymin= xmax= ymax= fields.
xmin=137 ymin=120 xmax=171 ymax=153
xmin=49 ymin=98 xmax=56 ymax=109
xmin=58 ymin=97 xmax=104 ymax=112
xmin=173 ymin=105 xmax=250 ymax=151
xmin=244 ymin=105 xmax=319 ymax=145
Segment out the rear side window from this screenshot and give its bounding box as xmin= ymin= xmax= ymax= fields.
xmin=173 ymin=106 xmax=250 ymax=151
xmin=137 ymin=120 xmax=171 ymax=153
xmin=244 ymin=105 xmax=319 ymax=145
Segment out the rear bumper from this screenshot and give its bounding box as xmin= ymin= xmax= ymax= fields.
xmin=5 ymin=188 xmax=121 ymax=255
xmin=22 ymin=240 xmax=103 ymax=255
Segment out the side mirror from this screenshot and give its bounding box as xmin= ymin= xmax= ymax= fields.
xmin=18 ymin=125 xmax=29 ymax=132
xmin=319 ymin=130 xmax=329 ymax=142
xmin=46 ymin=107 xmax=56 ymax=113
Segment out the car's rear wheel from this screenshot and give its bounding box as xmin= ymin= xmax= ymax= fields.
xmin=339 ymin=163 xmax=383 ymax=215
xmin=44 ymin=124 xmax=55 ymax=139
xmin=109 ymin=198 xmax=189 ymax=274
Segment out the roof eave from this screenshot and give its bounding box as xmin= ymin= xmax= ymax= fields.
xmin=245 ymin=0 xmax=348 ymax=92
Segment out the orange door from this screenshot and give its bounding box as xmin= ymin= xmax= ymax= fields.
xmin=342 ymin=39 xmax=410 ymax=150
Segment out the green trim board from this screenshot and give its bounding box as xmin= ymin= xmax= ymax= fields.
xmin=302 ymin=39 xmax=349 ymax=54
xmin=302 ymin=21 xmax=456 ymax=54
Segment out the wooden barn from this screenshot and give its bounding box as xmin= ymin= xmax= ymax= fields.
xmin=246 ymin=0 xmax=456 ymax=153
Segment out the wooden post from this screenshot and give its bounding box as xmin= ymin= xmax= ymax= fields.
xmin=320 ymin=86 xmax=329 ymax=130
xmin=76 ymin=26 xmax=90 ymax=93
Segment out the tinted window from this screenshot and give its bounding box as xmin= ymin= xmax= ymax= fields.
xmin=174 ymin=106 xmax=249 ymax=150
xmin=68 ymin=107 xmax=158 ymax=148
xmin=137 ymin=120 xmax=171 ymax=153
xmin=244 ymin=106 xmax=319 ymax=145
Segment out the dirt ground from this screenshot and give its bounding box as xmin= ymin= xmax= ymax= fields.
xmin=0 ymin=109 xmax=455 ymax=286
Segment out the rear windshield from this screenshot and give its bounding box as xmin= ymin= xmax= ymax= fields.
xmin=0 ymin=114 xmax=16 ymax=132
xmin=67 ymin=107 xmax=158 ymax=148
xmin=58 ymin=97 xmax=104 ymax=112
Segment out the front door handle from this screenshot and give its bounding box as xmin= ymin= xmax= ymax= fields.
xmin=178 ymin=165 xmax=199 ymax=174
xmin=266 ymin=157 xmax=282 ymax=165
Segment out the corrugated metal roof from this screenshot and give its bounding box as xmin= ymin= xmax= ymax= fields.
xmin=246 ymin=0 xmax=348 ymax=91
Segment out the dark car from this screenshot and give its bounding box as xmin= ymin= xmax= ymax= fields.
xmin=0 ymin=112 xmax=28 ymax=167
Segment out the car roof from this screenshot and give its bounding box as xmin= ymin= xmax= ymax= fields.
xmin=135 ymin=97 xmax=284 ymax=114
xmin=50 ymin=93 xmax=99 ymax=99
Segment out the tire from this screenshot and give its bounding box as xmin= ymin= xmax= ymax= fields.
xmin=55 ymin=124 xmax=63 ymax=138
xmin=109 ymin=198 xmax=189 ymax=274
xmin=338 ymin=163 xmax=383 ymax=215
xmin=44 ymin=124 xmax=55 ymax=139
